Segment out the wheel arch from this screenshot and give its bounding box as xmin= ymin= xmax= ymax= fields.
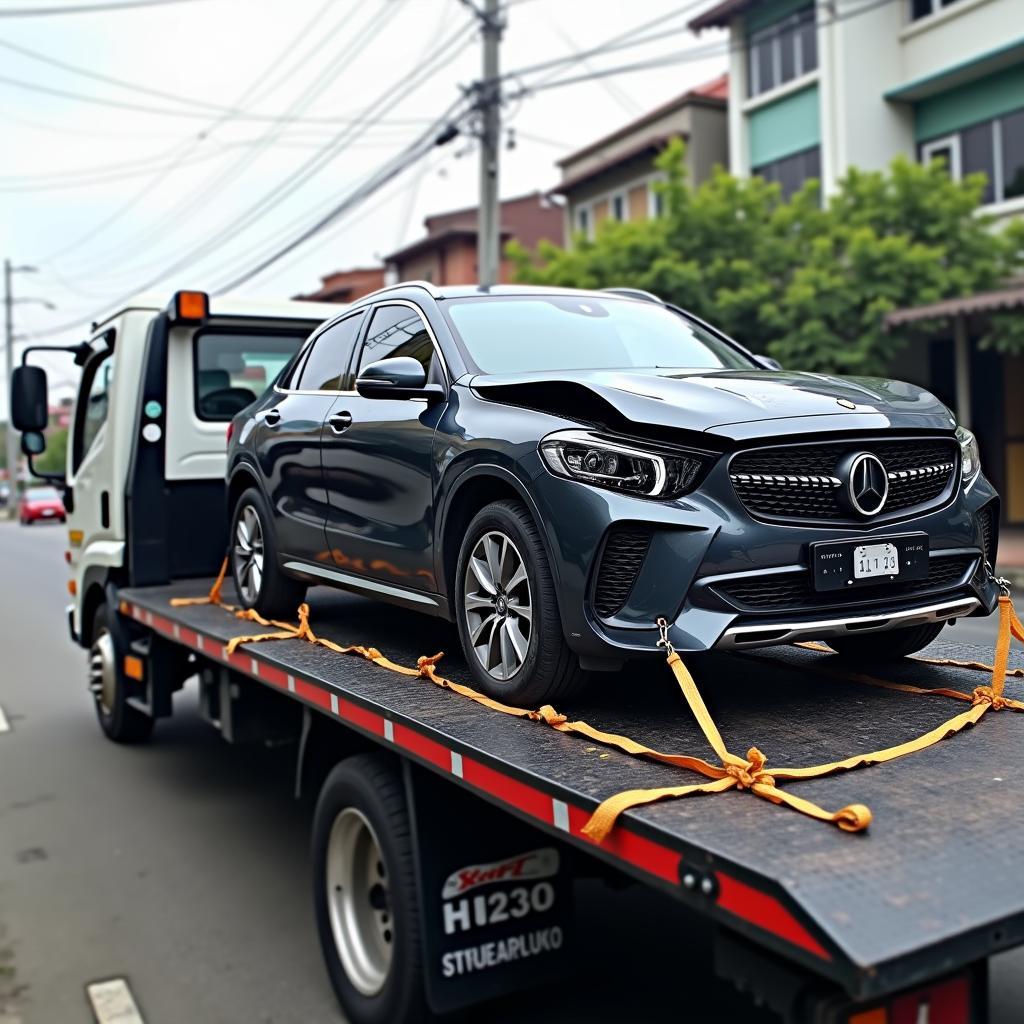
xmin=436 ymin=464 xmax=562 ymax=610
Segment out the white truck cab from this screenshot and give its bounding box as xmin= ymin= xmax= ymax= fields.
xmin=12 ymin=290 xmax=339 ymax=648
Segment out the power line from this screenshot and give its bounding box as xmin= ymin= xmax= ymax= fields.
xmin=0 ymin=0 xmax=210 ymax=15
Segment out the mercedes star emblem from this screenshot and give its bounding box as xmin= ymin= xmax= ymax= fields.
xmin=848 ymin=453 xmax=889 ymax=516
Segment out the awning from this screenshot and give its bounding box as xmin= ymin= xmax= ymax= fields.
xmin=885 ymin=285 xmax=1024 ymax=327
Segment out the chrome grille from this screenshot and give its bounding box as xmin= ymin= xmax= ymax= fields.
xmin=730 ymin=438 xmax=958 ymax=523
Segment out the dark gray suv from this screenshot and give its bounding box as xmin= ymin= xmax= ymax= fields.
xmin=225 ymin=283 xmax=1000 ymax=704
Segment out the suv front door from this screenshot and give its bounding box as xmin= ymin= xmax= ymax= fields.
xmin=252 ymin=313 xmax=363 ymax=561
xmin=320 ymin=302 xmax=446 ymax=595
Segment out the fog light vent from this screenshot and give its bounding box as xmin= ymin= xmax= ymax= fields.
xmin=594 ymin=529 xmax=652 ymax=618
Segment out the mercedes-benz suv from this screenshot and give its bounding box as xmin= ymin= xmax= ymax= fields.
xmin=225 ymin=283 xmax=1000 ymax=704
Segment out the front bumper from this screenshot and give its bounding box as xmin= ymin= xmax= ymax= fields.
xmin=528 ymin=458 xmax=1001 ymax=661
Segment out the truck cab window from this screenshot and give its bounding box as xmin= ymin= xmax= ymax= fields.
xmin=194 ymin=331 xmax=306 ymax=421
xmin=73 ymin=348 xmax=114 ymax=472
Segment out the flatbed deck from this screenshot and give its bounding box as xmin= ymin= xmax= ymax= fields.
xmin=122 ymin=579 xmax=1024 ymax=1001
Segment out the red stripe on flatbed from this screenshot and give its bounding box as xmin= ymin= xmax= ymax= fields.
xmin=335 ymin=696 xmax=384 ymax=735
xmin=461 ymin=757 xmax=554 ymax=824
xmin=715 ymin=871 xmax=831 ymax=961
xmin=295 ymin=677 xmax=332 ymax=710
xmin=392 ymin=723 xmax=451 ymax=771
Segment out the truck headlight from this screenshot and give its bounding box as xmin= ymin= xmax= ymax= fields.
xmin=539 ymin=430 xmax=707 ymax=499
xmin=956 ymin=426 xmax=981 ymax=481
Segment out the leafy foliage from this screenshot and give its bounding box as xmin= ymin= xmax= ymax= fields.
xmin=509 ymin=139 xmax=1024 ymax=375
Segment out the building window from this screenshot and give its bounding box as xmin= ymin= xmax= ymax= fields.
xmin=753 ymin=146 xmax=821 ymax=200
xmin=919 ymin=107 xmax=1024 ymax=206
xmin=611 ymin=193 xmax=627 ymax=222
xmin=747 ymin=5 xmax=818 ymax=98
xmin=909 ymin=0 xmax=962 ymax=22
xmin=575 ymin=205 xmax=591 ymax=238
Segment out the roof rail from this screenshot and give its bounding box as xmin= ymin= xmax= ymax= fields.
xmin=602 ymin=287 xmax=664 ymax=304
xmin=359 ymin=279 xmax=445 ymax=302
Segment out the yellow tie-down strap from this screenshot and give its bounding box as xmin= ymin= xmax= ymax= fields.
xmin=167 ymin=562 xmax=1024 ymax=844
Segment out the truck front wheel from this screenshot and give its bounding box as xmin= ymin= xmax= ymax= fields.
xmin=90 ymin=603 xmax=153 ymax=743
xmin=312 ymin=754 xmax=427 ymax=1024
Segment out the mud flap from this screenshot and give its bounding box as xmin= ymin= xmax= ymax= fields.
xmin=403 ymin=763 xmax=573 ymax=1015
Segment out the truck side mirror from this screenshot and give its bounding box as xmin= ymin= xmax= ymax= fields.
xmin=11 ymin=365 xmax=49 ymax=432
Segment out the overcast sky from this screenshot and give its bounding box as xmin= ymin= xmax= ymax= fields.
xmin=0 ymin=0 xmax=726 ymax=408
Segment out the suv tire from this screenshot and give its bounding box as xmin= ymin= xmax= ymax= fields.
xmin=455 ymin=499 xmax=586 ymax=706
xmin=826 ymin=621 xmax=945 ymax=661
xmin=230 ymin=486 xmax=306 ymax=620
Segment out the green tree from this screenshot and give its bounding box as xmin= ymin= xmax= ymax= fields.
xmin=509 ymin=139 xmax=1024 ymax=375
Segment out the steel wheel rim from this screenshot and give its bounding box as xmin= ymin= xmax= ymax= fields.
xmin=463 ymin=530 xmax=533 ymax=682
xmin=89 ymin=628 xmax=116 ymax=716
xmin=233 ymin=504 xmax=264 ymax=604
xmin=326 ymin=808 xmax=393 ymax=997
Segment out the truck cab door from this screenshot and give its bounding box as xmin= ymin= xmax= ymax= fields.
xmin=254 ymin=312 xmax=365 ymax=562
xmin=321 ymin=303 xmax=446 ymax=594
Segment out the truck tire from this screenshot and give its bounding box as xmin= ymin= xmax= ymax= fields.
xmin=90 ymin=602 xmax=154 ymax=743
xmin=455 ymin=499 xmax=586 ymax=706
xmin=230 ymin=486 xmax=306 ymax=620
xmin=312 ymin=754 xmax=428 ymax=1024
xmin=826 ymin=621 xmax=946 ymax=661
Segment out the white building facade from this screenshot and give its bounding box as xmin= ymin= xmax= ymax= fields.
xmin=690 ymin=0 xmax=1024 ymax=219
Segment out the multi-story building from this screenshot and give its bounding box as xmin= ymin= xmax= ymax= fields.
xmin=383 ymin=192 xmax=562 ymax=285
xmin=553 ymin=74 xmax=729 ymax=243
xmin=689 ymin=0 xmax=1024 ymax=527
xmin=690 ymin=0 xmax=1024 ymax=216
xmin=293 ymin=266 xmax=386 ymax=304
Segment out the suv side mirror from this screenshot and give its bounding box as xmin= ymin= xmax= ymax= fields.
xmin=754 ymin=355 xmax=783 ymax=371
xmin=11 ymin=365 xmax=49 ymax=431
xmin=356 ymin=357 xmax=444 ymax=402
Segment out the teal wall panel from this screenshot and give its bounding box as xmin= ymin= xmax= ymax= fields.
xmin=915 ymin=63 xmax=1024 ymax=141
xmin=748 ymin=83 xmax=821 ymax=167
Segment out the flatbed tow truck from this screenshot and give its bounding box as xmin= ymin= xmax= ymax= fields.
xmin=10 ymin=289 xmax=1024 ymax=1024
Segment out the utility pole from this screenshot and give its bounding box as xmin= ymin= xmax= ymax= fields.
xmin=4 ymin=259 xmax=17 ymax=507
xmin=4 ymin=260 xmax=46 ymax=511
xmin=476 ymin=0 xmax=503 ymax=288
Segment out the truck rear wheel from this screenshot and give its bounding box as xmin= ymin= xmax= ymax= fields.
xmin=230 ymin=486 xmax=306 ymax=620
xmin=90 ymin=603 xmax=153 ymax=744
xmin=312 ymin=754 xmax=427 ymax=1024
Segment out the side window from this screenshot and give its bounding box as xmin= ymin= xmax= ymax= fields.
xmin=194 ymin=330 xmax=306 ymax=420
xmin=74 ymin=348 xmax=114 ymax=472
xmin=296 ymin=312 xmax=365 ymax=392
xmin=358 ymin=305 xmax=435 ymax=378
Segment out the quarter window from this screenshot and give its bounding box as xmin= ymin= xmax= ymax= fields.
xmin=296 ymin=312 xmax=365 ymax=392
xmin=73 ymin=346 xmax=114 ymax=472
xmin=358 ymin=305 xmax=436 ymax=379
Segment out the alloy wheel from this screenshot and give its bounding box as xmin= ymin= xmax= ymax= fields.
xmin=233 ymin=504 xmax=265 ymax=605
xmin=463 ymin=530 xmax=533 ymax=681
xmin=325 ymin=807 xmax=393 ymax=997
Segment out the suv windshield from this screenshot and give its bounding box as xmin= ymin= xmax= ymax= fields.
xmin=444 ymin=295 xmax=754 ymax=374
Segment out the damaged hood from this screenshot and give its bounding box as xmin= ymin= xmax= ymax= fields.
xmin=470 ymin=368 xmax=957 ymax=441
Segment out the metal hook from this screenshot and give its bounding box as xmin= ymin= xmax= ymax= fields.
xmin=656 ymin=616 xmax=675 ymax=656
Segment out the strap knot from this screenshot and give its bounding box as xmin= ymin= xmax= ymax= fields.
xmin=417 ymin=652 xmax=444 ymax=677
xmin=364 ymin=647 xmax=382 ymax=661
xmin=726 ymin=747 xmax=775 ymax=790
xmin=294 ymin=603 xmax=315 ymax=641
xmin=535 ymin=704 xmax=567 ymax=726
xmin=972 ymin=685 xmax=1008 ymax=710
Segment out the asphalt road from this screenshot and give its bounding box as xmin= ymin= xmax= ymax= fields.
xmin=0 ymin=521 xmax=1020 ymax=1024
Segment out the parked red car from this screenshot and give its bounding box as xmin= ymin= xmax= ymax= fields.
xmin=19 ymin=486 xmax=66 ymax=525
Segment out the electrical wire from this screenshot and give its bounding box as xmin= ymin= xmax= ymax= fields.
xmin=0 ymin=0 xmax=210 ymax=15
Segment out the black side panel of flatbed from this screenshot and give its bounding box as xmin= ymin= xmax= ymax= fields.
xmin=122 ymin=580 xmax=1024 ymax=1000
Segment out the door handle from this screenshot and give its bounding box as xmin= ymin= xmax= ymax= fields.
xmin=328 ymin=411 xmax=353 ymax=435
xmin=260 ymin=408 xmax=282 ymax=426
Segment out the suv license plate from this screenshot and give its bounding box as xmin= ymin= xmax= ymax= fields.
xmin=811 ymin=533 xmax=929 ymax=592
xmin=854 ymin=542 xmax=898 ymax=579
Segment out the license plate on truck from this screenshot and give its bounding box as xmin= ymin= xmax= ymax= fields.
xmin=811 ymin=534 xmax=929 ymax=592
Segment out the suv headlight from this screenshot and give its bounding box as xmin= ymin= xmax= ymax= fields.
xmin=539 ymin=430 xmax=708 ymax=499
xmin=956 ymin=425 xmax=981 ymax=481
